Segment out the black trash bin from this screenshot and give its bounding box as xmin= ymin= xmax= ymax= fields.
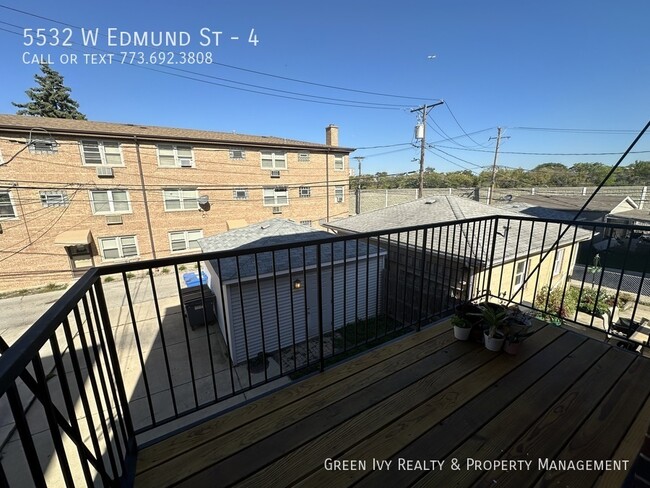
xmin=181 ymin=285 xmax=217 ymax=330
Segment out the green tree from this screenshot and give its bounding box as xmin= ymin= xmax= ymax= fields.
xmin=13 ymin=63 xmax=86 ymax=119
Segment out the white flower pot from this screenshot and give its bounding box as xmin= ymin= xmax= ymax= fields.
xmin=484 ymin=331 xmax=505 ymax=351
xmin=454 ymin=325 xmax=472 ymax=341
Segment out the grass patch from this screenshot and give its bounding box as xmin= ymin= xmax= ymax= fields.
xmin=103 ymin=276 xmax=116 ymax=283
xmin=125 ymin=272 xmax=136 ymax=280
xmin=161 ymin=267 xmax=170 ymax=274
xmin=179 ymin=265 xmax=187 ymax=272
xmin=0 ymin=283 xmax=67 ymax=299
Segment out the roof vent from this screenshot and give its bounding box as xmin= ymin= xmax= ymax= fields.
xmin=260 ymin=224 xmax=271 ymax=229
xmin=424 ymin=199 xmax=437 ymax=204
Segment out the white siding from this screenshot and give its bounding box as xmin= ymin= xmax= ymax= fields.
xmin=226 ymin=256 xmax=385 ymax=364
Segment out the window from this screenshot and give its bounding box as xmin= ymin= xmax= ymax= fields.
xmin=99 ymin=236 xmax=139 ymax=260
xmin=29 ymin=137 xmax=57 ymax=154
xmin=335 ymin=186 xmax=344 ymax=203
xmin=553 ymin=248 xmax=565 ymax=276
xmin=233 ymin=188 xmax=249 ymax=200
xmin=0 ymin=191 xmax=17 ymax=219
xmin=229 ymin=149 xmax=246 ymax=159
xmin=297 ymin=152 xmax=310 ymax=162
xmin=263 ymin=187 xmax=289 ymax=206
xmin=163 ymin=188 xmax=199 ymax=211
xmin=157 ymin=144 xmax=194 ymax=167
xmin=169 ymin=230 xmax=203 ymax=252
xmin=261 ymin=151 xmax=287 ymax=170
xmin=300 ymin=220 xmax=312 ymax=227
xmin=334 ymin=155 xmax=345 ymax=170
xmin=81 ymin=140 xmax=122 ymax=166
xmin=514 ymin=260 xmax=527 ymax=289
xmin=39 ymin=190 xmax=69 ymax=207
xmin=299 ymin=186 xmax=311 ymax=198
xmin=90 ymin=190 xmax=130 ymax=214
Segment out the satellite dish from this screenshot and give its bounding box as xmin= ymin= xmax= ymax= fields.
xmin=198 ymin=195 xmax=209 ymax=206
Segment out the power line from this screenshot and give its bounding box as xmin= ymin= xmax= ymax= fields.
xmin=443 ymin=102 xmax=490 ymax=147
xmin=510 ymin=126 xmax=640 ymax=134
xmin=434 ymin=144 xmax=650 ymax=156
xmin=425 ymin=147 xmax=476 ymax=173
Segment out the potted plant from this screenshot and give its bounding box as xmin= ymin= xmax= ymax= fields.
xmin=451 ymin=314 xmax=472 ymax=340
xmin=471 ymin=303 xmax=507 ymax=351
xmin=503 ymin=325 xmax=534 ymax=355
xmin=454 ymin=301 xmax=484 ymax=343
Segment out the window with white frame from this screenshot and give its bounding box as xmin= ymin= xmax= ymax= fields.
xmin=232 ymin=188 xmax=249 ymax=200
xmin=163 ymin=188 xmax=199 ymax=211
xmin=553 ymin=248 xmax=565 ymax=276
xmin=261 ymin=151 xmax=287 ymax=170
xmin=229 ymin=148 xmax=246 ymax=159
xmin=157 ymin=144 xmax=194 ymax=167
xmin=300 ymin=220 xmax=312 ymax=227
xmin=99 ymin=236 xmax=139 ymax=260
xmin=39 ymin=190 xmax=69 ymax=207
xmin=297 ymin=152 xmax=310 ymax=162
xmin=90 ymin=190 xmax=130 ymax=214
xmin=334 ymin=186 xmax=344 ymax=203
xmin=29 ymin=137 xmax=57 ymax=154
xmin=299 ymin=186 xmax=311 ymax=198
xmin=0 ymin=191 xmax=17 ymax=219
xmin=263 ymin=187 xmax=289 ymax=206
xmin=334 ymin=155 xmax=345 ymax=170
xmin=169 ymin=230 xmax=203 ymax=252
xmin=81 ymin=140 xmax=123 ymax=166
xmin=514 ymin=260 xmax=527 ymax=289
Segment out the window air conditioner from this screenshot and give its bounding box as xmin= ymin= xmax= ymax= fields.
xmin=272 ymin=206 xmax=282 ymax=214
xmin=105 ymin=215 xmax=123 ymax=225
xmin=270 ymin=170 xmax=281 ymax=178
xmin=335 ymin=197 xmax=343 ymax=203
xmin=179 ymin=158 xmax=193 ymax=168
xmin=96 ymin=166 xmax=114 ymax=177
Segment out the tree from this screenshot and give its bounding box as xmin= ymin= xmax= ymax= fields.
xmin=13 ymin=63 xmax=86 ymax=119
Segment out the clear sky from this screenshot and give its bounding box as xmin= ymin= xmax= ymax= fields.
xmin=0 ymin=0 xmax=648 ymax=176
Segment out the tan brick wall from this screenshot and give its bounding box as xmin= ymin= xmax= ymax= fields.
xmin=0 ymin=132 xmax=351 ymax=291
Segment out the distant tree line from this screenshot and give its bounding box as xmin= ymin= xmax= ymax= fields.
xmin=351 ymin=161 xmax=650 ymax=189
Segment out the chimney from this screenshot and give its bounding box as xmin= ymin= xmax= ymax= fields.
xmin=326 ymin=124 xmax=339 ymax=146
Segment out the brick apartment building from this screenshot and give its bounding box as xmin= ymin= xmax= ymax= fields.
xmin=0 ymin=114 xmax=353 ymax=291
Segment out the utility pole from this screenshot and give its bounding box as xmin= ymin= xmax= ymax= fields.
xmin=353 ymin=156 xmax=364 ymax=214
xmin=487 ymin=127 xmax=510 ymax=205
xmin=412 ymin=101 xmax=444 ymax=198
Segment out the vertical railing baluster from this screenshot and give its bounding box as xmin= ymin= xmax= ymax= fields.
xmin=173 ymin=264 xmax=199 ymax=409
xmin=234 ymin=255 xmax=253 ymax=388
xmin=317 ymin=244 xmax=325 ymax=372
xmin=121 ymin=274 xmax=155 ymax=426
xmin=271 ymin=250 xmax=283 ymax=377
xmin=215 ymin=258 xmax=236 ymax=395
xmin=287 ymin=250 xmax=298 ymax=371
xmin=196 ymin=261 xmax=219 ymax=399
xmin=6 ymin=383 xmax=47 ymax=488
xmin=31 ymin=354 xmax=75 ymax=487
xmin=417 ymin=228 xmax=428 ymax=331
xmin=253 ymin=252 xmax=268 ymax=384
xmin=148 ymin=268 xmax=178 ymax=418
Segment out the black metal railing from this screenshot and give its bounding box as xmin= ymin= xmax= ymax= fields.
xmin=1 ymin=214 xmax=649 ymax=486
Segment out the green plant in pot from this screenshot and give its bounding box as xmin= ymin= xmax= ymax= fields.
xmin=470 ymin=303 xmax=507 ymax=351
xmin=451 ymin=314 xmax=472 ymax=341
xmin=503 ymin=324 xmax=534 ymax=355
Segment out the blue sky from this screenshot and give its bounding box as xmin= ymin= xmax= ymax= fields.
xmin=0 ymin=0 xmax=648 ymax=176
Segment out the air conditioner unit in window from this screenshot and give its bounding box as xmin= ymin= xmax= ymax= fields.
xmin=105 ymin=215 xmax=123 ymax=225
xmin=335 ymin=197 xmax=343 ymax=203
xmin=179 ymin=158 xmax=193 ymax=168
xmin=96 ymin=166 xmax=114 ymax=177
xmin=270 ymin=170 xmax=281 ymax=178
xmin=272 ymin=206 xmax=282 ymax=214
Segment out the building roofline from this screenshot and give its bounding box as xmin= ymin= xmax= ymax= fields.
xmin=0 ymin=114 xmax=356 ymax=153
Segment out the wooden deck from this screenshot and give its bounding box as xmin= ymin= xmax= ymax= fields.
xmin=134 ymin=320 xmax=650 ymax=487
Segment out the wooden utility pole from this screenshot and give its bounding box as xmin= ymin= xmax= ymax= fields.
xmin=487 ymin=127 xmax=509 ymax=205
xmin=354 ymin=156 xmax=364 ymax=214
xmin=412 ymin=101 xmax=444 ymax=198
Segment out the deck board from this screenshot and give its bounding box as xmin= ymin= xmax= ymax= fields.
xmin=135 ymin=321 xmax=650 ymax=488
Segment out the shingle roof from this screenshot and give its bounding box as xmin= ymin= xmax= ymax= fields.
xmin=324 ymin=196 xmax=592 ymax=267
xmin=0 ymin=114 xmax=354 ymax=152
xmin=610 ymin=209 xmax=650 ymax=223
xmin=198 ymin=219 xmax=381 ymax=281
